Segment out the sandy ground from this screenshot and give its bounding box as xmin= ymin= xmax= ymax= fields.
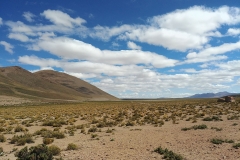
xmin=1 ymin=115 xmax=240 ymax=160
xmin=0 ymin=96 xmax=32 ymax=106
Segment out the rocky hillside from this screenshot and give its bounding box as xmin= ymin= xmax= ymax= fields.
xmin=0 ymin=66 xmax=118 ymax=101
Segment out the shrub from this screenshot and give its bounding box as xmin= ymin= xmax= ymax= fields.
xmin=154 ymin=146 xmax=184 ymax=160
xmin=88 ymin=127 xmax=97 ymax=133
xmin=181 ymin=124 xmax=207 ymax=131
xmin=203 ymin=116 xmax=222 ymax=121
xmin=233 ymin=143 xmax=240 ymax=149
xmin=14 ymin=125 xmax=25 ymax=132
xmin=106 ymin=128 xmax=113 ymax=133
xmin=211 ymin=127 xmax=222 ymax=131
xmin=91 ymin=134 xmax=98 ymax=138
xmin=10 ymin=134 xmax=34 ymax=146
xmin=181 ymin=127 xmax=191 ymax=131
xmin=48 ymin=145 xmax=61 ymax=155
xmin=66 ymin=143 xmax=78 ymax=150
xmin=52 ymin=131 xmax=65 ymax=139
xmin=15 ymin=144 xmax=53 ymax=160
xmin=126 ymin=121 xmax=135 ymax=126
xmin=211 ymin=138 xmax=224 ymax=145
xmin=0 ymin=134 xmax=6 ymax=142
xmin=43 ymin=138 xmax=54 ymax=145
xmin=0 ymin=147 xmax=3 ymax=154
xmin=225 ymin=139 xmax=234 ymax=143
xmin=192 ymin=124 xmax=207 ymax=130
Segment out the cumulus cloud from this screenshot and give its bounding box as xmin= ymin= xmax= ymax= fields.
xmin=227 ymin=28 xmax=240 ymax=36
xmin=41 ymin=10 xmax=86 ymax=27
xmin=127 ymin=41 xmax=141 ymax=50
xmin=185 ymin=41 xmax=240 ymax=63
xmin=23 ymin=12 xmax=36 ymax=22
xmin=18 ymin=54 xmax=239 ymax=98
xmin=8 ymin=33 xmax=30 ymax=42
xmin=27 ymin=37 xmax=177 ymax=68
xmin=123 ymin=27 xmax=208 ymax=51
xmin=0 ymin=17 xmax=2 ymax=25
xmin=90 ymin=6 xmax=240 ymax=51
xmin=0 ymin=41 xmax=14 ymax=54
xmin=149 ymin=6 xmax=240 ymax=34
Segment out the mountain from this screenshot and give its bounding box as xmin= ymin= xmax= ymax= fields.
xmin=0 ymin=66 xmax=118 ymax=101
xmin=187 ymin=91 xmax=238 ymax=98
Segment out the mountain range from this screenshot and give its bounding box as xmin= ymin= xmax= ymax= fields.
xmin=0 ymin=66 xmax=118 ymax=101
xmin=187 ymin=91 xmax=239 ymax=98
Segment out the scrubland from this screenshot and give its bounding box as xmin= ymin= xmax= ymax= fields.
xmin=0 ymin=98 xmax=240 ymax=159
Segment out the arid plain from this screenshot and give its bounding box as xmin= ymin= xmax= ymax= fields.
xmin=0 ymin=96 xmax=240 ymax=160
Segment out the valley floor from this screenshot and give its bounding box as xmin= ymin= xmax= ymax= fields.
xmin=0 ymin=99 xmax=240 ymax=160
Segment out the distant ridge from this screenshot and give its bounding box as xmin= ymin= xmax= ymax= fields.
xmin=0 ymin=66 xmax=118 ymax=101
xmin=187 ymin=91 xmax=239 ymax=98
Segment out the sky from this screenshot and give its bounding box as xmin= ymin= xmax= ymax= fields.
xmin=0 ymin=0 xmax=240 ymax=98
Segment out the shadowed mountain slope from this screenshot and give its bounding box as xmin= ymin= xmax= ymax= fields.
xmin=35 ymin=70 xmax=118 ymax=101
xmin=0 ymin=66 xmax=118 ymax=101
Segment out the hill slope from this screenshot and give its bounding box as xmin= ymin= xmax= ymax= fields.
xmin=0 ymin=66 xmax=118 ymax=101
xmin=35 ymin=70 xmax=118 ymax=101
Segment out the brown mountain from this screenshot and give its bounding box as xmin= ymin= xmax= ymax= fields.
xmin=0 ymin=66 xmax=118 ymax=101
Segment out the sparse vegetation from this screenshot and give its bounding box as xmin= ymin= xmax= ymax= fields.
xmin=154 ymin=146 xmax=185 ymax=160
xmin=15 ymin=144 xmax=53 ymax=160
xmin=181 ymin=124 xmax=207 ymax=131
xmin=0 ymin=98 xmax=239 ymax=159
xmin=210 ymin=138 xmax=234 ymax=144
xmin=67 ymin=143 xmax=78 ymax=150
xmin=233 ymin=143 xmax=240 ymax=149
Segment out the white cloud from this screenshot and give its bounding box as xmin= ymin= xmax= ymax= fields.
xmin=23 ymin=12 xmax=36 ymax=22
xmin=0 ymin=17 xmax=2 ymax=25
xmin=185 ymin=41 xmax=240 ymax=63
xmin=149 ymin=6 xmax=240 ymax=35
xmin=0 ymin=41 xmax=14 ymax=54
xmin=8 ymin=33 xmax=30 ymax=42
xmin=28 ymin=37 xmax=178 ymax=68
xmin=127 ymin=41 xmax=141 ymax=50
xmin=215 ymin=60 xmax=240 ymax=71
xmin=89 ymin=6 xmax=240 ymax=51
xmin=41 ymin=10 xmax=86 ymax=28
xmin=181 ymin=68 xmax=197 ymax=73
xmin=227 ymin=28 xmax=240 ymax=36
xmin=5 ymin=21 xmax=34 ymax=35
xmin=90 ymin=24 xmax=133 ymax=41
xmin=18 ymin=55 xmax=239 ymax=98
xmin=123 ymin=27 xmax=208 ymax=51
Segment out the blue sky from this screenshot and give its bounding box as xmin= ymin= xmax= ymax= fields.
xmin=0 ymin=0 xmax=240 ymax=98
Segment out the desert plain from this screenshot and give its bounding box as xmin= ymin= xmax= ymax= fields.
xmin=0 ymin=96 xmax=240 ymax=160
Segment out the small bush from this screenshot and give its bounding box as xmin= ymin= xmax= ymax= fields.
xmin=211 ymin=127 xmax=222 ymax=131
xmin=88 ymin=127 xmax=97 ymax=133
xmin=91 ymin=134 xmax=98 ymax=138
xmin=48 ymin=145 xmax=61 ymax=155
xmin=181 ymin=124 xmax=207 ymax=131
xmin=66 ymin=143 xmax=78 ymax=150
xmin=10 ymin=134 xmax=34 ymax=146
xmin=192 ymin=124 xmax=207 ymax=130
xmin=0 ymin=134 xmax=6 ymax=142
xmin=233 ymin=143 xmax=240 ymax=149
xmin=181 ymin=127 xmax=191 ymax=131
xmin=225 ymin=139 xmax=234 ymax=143
xmin=15 ymin=144 xmax=53 ymax=160
xmin=14 ymin=125 xmax=25 ymax=132
xmin=211 ymin=138 xmax=224 ymax=145
xmin=0 ymin=147 xmax=3 ymax=153
xmin=43 ymin=138 xmax=54 ymax=145
xmin=52 ymin=131 xmax=65 ymax=139
xmin=154 ymin=146 xmax=184 ymax=160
